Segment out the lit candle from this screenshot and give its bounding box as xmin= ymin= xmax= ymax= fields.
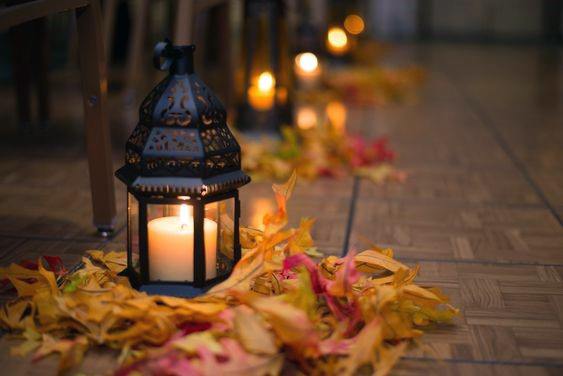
xmin=296 ymin=105 xmax=318 ymax=130
xmin=148 ymin=204 xmax=217 ymax=282
xmin=294 ymin=52 xmax=321 ymax=87
xmin=326 ymin=27 xmax=349 ymax=56
xmin=250 ymin=198 xmax=275 ymax=231
xmin=326 ymin=100 xmax=347 ymax=134
xmin=248 ymin=71 xmax=276 ymax=111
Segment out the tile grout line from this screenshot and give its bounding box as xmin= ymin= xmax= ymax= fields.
xmin=341 ymin=176 xmax=360 ymax=256
xmin=396 ymin=256 xmax=563 ymax=268
xmin=440 ymin=70 xmax=563 ymax=227
xmin=403 ymin=355 xmax=563 ymax=368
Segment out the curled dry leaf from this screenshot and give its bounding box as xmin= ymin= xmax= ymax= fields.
xmin=241 ymin=124 xmax=407 ymax=185
xmin=0 ymin=173 xmax=457 ymax=375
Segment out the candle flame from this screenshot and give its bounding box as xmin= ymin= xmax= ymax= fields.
xmin=257 ymin=71 xmax=275 ymax=92
xmin=344 ymin=14 xmax=365 ymax=35
xmin=179 ymin=204 xmax=191 ymax=227
xmin=327 ymin=27 xmax=348 ymax=49
xmin=295 ymin=52 xmax=319 ymax=73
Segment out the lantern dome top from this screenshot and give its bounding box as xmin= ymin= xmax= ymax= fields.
xmin=116 ymin=41 xmax=250 ymax=197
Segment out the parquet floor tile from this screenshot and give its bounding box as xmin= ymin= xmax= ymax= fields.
xmin=0 ymin=43 xmax=562 ymax=374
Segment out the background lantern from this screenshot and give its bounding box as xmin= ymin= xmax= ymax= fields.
xmin=116 ymin=40 xmax=250 ymax=296
xmin=236 ymin=0 xmax=292 ymax=133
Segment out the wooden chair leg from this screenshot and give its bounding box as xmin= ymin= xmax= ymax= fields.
xmin=9 ymin=24 xmax=32 ymax=129
xmin=174 ymin=0 xmax=195 ymax=45
xmin=217 ymin=2 xmax=234 ymax=112
xmin=33 ymin=18 xmax=50 ymax=126
xmin=75 ymin=0 xmax=117 ymax=235
xmin=102 ymin=0 xmax=118 ymax=62
xmin=125 ymin=0 xmax=150 ymax=96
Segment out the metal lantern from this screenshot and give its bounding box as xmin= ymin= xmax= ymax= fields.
xmin=236 ymin=0 xmax=292 ymax=132
xmin=116 ymin=40 xmax=250 ymax=296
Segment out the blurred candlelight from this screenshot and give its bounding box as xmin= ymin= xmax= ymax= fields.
xmin=258 ymin=71 xmax=275 ymax=91
xmin=250 ymin=198 xmax=275 ymax=230
xmin=326 ymin=100 xmax=347 ymax=133
xmin=248 ymin=71 xmax=276 ymax=111
xmin=294 ymin=52 xmax=321 ymax=86
xmin=296 ymin=106 xmax=318 ymax=130
xmin=326 ymin=27 xmax=349 ymax=55
xmin=344 ymin=14 xmax=365 ymax=35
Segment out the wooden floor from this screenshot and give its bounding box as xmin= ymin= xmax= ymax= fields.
xmin=0 ymin=43 xmax=562 ymax=375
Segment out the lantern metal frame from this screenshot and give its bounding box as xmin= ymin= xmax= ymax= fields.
xmin=116 ymin=40 xmax=250 ymax=297
xmin=125 ymin=189 xmax=241 ymax=290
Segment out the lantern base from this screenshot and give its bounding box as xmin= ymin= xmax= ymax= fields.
xmin=119 ymin=268 xmax=228 ymax=298
xmin=140 ymin=283 xmax=214 ymax=298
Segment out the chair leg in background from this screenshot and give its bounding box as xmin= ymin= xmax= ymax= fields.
xmin=33 ymin=18 xmax=50 ymax=127
xmin=9 ymin=24 xmax=32 ymax=131
xmin=76 ymin=0 xmax=117 ymax=236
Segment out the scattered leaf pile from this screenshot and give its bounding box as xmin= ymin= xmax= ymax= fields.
xmin=323 ymin=66 xmax=426 ymax=106
xmin=241 ymin=126 xmax=407 ymax=184
xmin=0 ymin=173 xmax=457 ymax=375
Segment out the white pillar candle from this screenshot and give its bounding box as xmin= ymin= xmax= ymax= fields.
xmin=148 ymin=204 xmax=217 ymax=282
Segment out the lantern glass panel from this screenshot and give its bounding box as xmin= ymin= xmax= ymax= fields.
xmin=146 ymin=202 xmax=201 ymax=283
xmin=127 ymin=193 xmax=140 ymax=277
xmin=206 ymin=198 xmax=235 ymax=278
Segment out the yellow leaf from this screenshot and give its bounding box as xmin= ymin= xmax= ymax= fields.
xmin=34 ymin=335 xmax=89 ymax=374
xmin=0 ymin=263 xmax=42 ymax=279
xmin=242 ymin=294 xmax=318 ymax=353
xmin=374 ymin=342 xmax=408 ymax=376
xmin=403 ymin=284 xmax=444 ymax=302
xmin=233 ymin=306 xmax=278 ymax=355
xmin=263 ymin=171 xmax=297 ymax=235
xmin=340 ymin=319 xmax=383 ymax=375
xmin=0 ymin=300 xmax=31 ymax=329
xmin=355 ymin=250 xmax=409 ymax=273
xmin=173 ymin=332 xmax=222 ymax=354
xmin=87 ymin=250 xmax=127 ymax=273
xmin=38 ymin=259 xmax=58 ymax=295
xmin=157 ymin=296 xmax=227 ymax=315
xmin=10 ymin=326 xmax=42 ymax=357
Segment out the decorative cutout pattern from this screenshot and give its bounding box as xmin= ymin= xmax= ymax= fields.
xmin=192 ymin=77 xmax=226 ymax=126
xmin=126 ymin=150 xmax=141 ymax=166
xmin=145 ymin=128 xmax=200 ymax=154
xmin=124 ymin=71 xmax=243 ymax=181
xmin=127 ymin=125 xmax=150 ymax=149
xmin=200 ymin=126 xmax=237 ymax=153
xmin=205 ymin=152 xmax=240 ymax=175
xmin=139 ymin=78 xmax=170 ymax=123
xmin=159 ymin=80 xmax=192 ymax=127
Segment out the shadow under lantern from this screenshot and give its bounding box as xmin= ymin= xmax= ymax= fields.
xmin=116 ymin=40 xmax=250 ymax=297
xmin=236 ymin=0 xmax=292 ymax=134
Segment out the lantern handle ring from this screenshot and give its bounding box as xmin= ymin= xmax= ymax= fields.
xmin=153 ymin=39 xmax=178 ymax=71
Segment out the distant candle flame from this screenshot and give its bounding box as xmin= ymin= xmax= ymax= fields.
xmin=295 ymin=52 xmax=319 ymax=73
xmin=344 ymin=14 xmax=365 ymax=35
xmin=257 ymin=71 xmax=275 ymax=92
xmin=296 ymin=106 xmax=318 ymax=130
xmin=326 ymin=101 xmax=347 ymax=133
xmin=327 ymin=27 xmax=348 ymax=53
